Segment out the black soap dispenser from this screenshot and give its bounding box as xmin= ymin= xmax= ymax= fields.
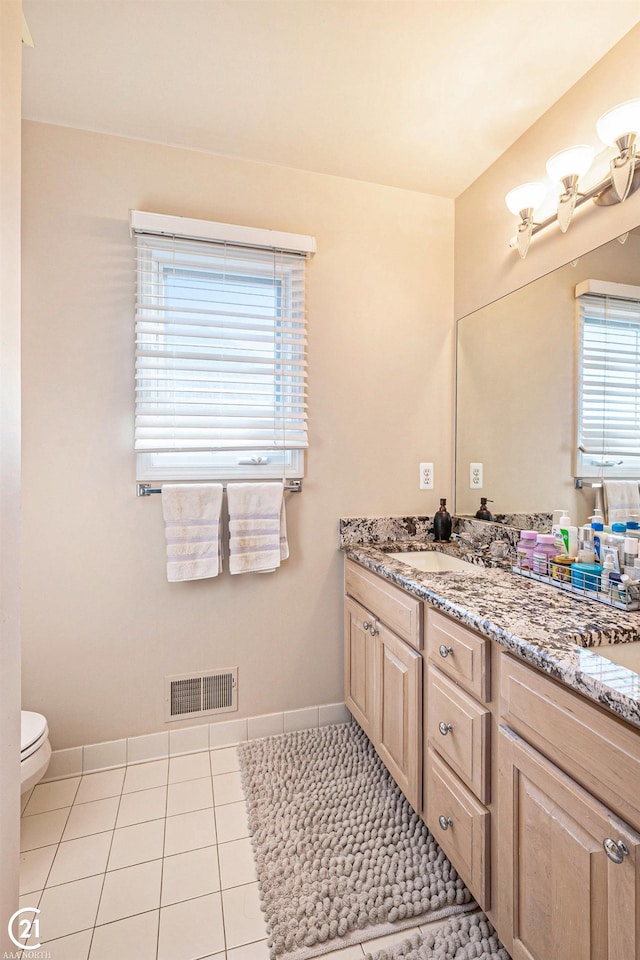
xmin=433 ymin=498 xmax=452 ymax=542
xmin=475 ymin=497 xmax=494 ymax=521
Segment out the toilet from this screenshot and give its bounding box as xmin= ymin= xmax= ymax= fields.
xmin=21 ymin=711 xmax=52 ymax=794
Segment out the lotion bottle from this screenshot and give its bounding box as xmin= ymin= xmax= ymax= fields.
xmin=558 ymin=511 xmax=578 ymax=557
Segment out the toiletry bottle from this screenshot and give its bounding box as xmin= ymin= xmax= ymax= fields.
xmin=624 ymin=536 xmax=638 ymax=572
xmin=475 ymin=497 xmax=494 ymax=521
xmin=610 ymin=523 xmax=627 ymax=569
xmin=577 ymin=524 xmax=595 ymax=564
xmin=591 ymin=518 xmax=605 ymax=561
xmin=551 ymin=512 xmax=568 ymax=556
xmin=533 ymin=534 xmax=556 ymax=575
xmin=600 ymin=553 xmax=615 ymax=597
xmin=516 ymin=530 xmax=538 ymax=570
xmin=433 ymin=499 xmax=452 ymax=542
xmin=557 ymin=511 xmax=578 ymax=557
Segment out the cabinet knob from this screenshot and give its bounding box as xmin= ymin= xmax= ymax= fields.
xmin=363 ymin=620 xmax=372 ymax=631
xmin=439 ymin=644 xmax=454 ymax=658
xmin=603 ymin=838 xmax=630 ymax=864
xmin=438 ymin=721 xmax=453 ymax=736
xmin=438 ymin=815 xmax=453 ymax=831
xmin=369 ymin=622 xmax=379 ymax=636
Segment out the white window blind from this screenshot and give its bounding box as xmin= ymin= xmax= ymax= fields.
xmin=132 ymin=213 xmax=313 ymax=482
xmin=576 ymin=283 xmax=640 ymax=479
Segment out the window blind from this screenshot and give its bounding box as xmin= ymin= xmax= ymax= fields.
xmin=577 ymin=290 xmax=640 ymax=474
xmin=134 ymin=230 xmax=309 ymax=465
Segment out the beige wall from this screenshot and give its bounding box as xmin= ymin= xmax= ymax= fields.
xmin=0 ymin=0 xmax=22 ymax=938
xmin=21 ymin=121 xmax=454 ymax=749
xmin=455 ymin=24 xmax=640 ymax=320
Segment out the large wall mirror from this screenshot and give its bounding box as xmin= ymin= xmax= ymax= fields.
xmin=455 ymin=228 xmax=640 ymax=526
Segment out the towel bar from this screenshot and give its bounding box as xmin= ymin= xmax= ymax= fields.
xmin=137 ymin=479 xmax=302 ymax=497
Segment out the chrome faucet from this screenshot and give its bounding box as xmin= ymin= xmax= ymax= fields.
xmin=451 ymin=532 xmax=484 ymax=553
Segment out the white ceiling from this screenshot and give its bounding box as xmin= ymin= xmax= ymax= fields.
xmin=21 ymin=0 xmax=640 ymax=198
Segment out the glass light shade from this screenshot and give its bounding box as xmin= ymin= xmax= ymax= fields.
xmin=505 ymin=181 xmax=547 ymax=216
xmin=546 ymin=145 xmax=594 ymax=183
xmin=596 ymin=99 xmax=640 ymax=147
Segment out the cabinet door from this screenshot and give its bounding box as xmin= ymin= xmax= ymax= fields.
xmin=499 ymin=726 xmax=640 ymax=960
xmin=376 ymin=622 xmax=422 ymax=811
xmin=344 ymin=596 xmax=377 ymax=739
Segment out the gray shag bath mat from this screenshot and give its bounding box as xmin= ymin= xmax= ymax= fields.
xmin=237 ymin=721 xmax=476 ymax=960
xmin=365 ymin=914 xmax=511 ymax=960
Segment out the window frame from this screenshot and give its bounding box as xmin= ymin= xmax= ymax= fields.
xmin=131 ymin=211 xmax=314 ymax=483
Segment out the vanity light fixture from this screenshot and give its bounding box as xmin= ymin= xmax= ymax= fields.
xmin=545 ymin=145 xmax=595 ymax=232
xmin=596 ymin=98 xmax=640 ymax=202
xmin=507 ymin=98 xmax=640 ymax=256
xmin=505 ymin=181 xmax=547 ymax=259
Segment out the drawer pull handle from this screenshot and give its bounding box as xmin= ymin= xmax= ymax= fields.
xmin=438 ymin=721 xmax=453 ymax=736
xmin=362 ymin=620 xmax=379 ymax=637
xmin=439 ymin=644 xmax=454 ymax=658
xmin=603 ymin=838 xmax=630 ymax=864
xmin=438 ymin=815 xmax=453 ymax=831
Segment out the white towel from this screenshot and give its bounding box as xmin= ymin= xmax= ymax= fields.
xmin=227 ymin=482 xmax=288 ymax=574
xmin=603 ymin=480 xmax=640 ymax=525
xmin=162 ymin=483 xmax=223 ymax=582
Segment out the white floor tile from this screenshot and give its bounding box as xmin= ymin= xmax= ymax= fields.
xmin=222 ymin=881 xmax=268 ymax=949
xmin=20 ymin=889 xmax=42 ymax=909
xmin=123 ymin=758 xmax=169 ymax=794
xmin=63 ymin=796 xmax=120 ymax=841
xmin=158 ymin=893 xmax=225 ymax=960
xmin=20 ymin=807 xmax=69 ymax=852
xmin=19 ymin=844 xmax=57 ymax=895
xmin=160 ymin=845 xmax=220 ymax=906
xmin=168 ymin=751 xmax=211 ymax=784
xmin=213 ymin=770 xmax=245 ymax=806
xmin=96 ymin=859 xmax=163 ymax=925
xmin=37 ymin=873 xmax=103 ymax=942
xmin=215 ymin=800 xmax=249 ymax=843
xmin=218 ymin=837 xmax=258 ymax=889
xmin=166 ymin=776 xmax=213 ymax=817
xmin=227 ymin=940 xmax=272 ymax=960
xmin=23 ymin=777 xmax=81 ymax=816
xmin=88 ymin=908 xmax=159 ymax=960
xmin=116 ymin=785 xmax=167 ymax=828
xmin=43 ymin=928 xmax=93 ymax=960
xmin=210 ymin=746 xmax=240 ymax=775
xmin=164 ymin=807 xmax=217 ymax=857
xmin=47 ymin=831 xmax=112 ymax=886
xmin=108 ymin=819 xmax=165 ymax=871
xmin=75 ymin=768 xmax=125 ymax=805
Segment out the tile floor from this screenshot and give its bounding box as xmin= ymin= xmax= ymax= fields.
xmin=19 ymin=746 xmax=455 ymax=960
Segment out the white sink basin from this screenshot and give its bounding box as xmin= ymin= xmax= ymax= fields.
xmin=387 ymin=551 xmax=485 ymax=573
xmin=594 ymin=641 xmax=640 ymax=673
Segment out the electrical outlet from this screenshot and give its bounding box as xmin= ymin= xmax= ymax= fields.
xmin=470 ymin=462 xmax=483 ymax=489
xmin=419 ymin=462 xmax=434 ymax=490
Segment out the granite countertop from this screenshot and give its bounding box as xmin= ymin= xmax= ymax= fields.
xmin=344 ymin=540 xmax=640 ymax=730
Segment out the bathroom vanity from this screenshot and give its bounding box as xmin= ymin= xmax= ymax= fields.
xmin=342 ymin=524 xmax=640 ymax=960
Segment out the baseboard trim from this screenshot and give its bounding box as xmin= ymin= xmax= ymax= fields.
xmin=41 ymin=702 xmax=352 ymax=782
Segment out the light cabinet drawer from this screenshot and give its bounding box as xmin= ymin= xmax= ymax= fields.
xmin=427 ymin=609 xmax=489 ymax=701
xmin=426 ymin=747 xmax=490 ymax=909
xmin=501 ymin=653 xmax=640 ymax=829
xmin=345 ymin=559 xmax=423 ymax=650
xmin=427 ymin=666 xmax=490 ymax=803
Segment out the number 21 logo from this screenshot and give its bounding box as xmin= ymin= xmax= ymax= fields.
xmin=8 ymin=907 xmax=41 ymax=949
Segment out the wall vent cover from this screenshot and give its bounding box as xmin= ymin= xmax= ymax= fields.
xmin=165 ymin=668 xmax=237 ymax=722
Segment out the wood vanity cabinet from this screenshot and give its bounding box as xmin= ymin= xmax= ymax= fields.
xmin=344 ymin=557 xmax=640 ymax=959
xmin=499 ymin=653 xmax=640 ymax=960
xmin=424 ymin=609 xmax=492 ymax=908
xmin=344 ymin=560 xmax=422 ymax=810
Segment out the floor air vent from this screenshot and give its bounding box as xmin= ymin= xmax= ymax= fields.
xmin=165 ymin=668 xmax=238 ymax=721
